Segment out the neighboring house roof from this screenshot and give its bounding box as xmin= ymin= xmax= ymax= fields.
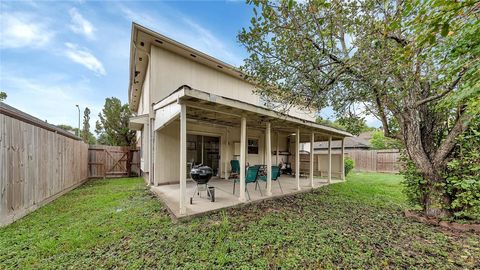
xmin=357 ymin=131 xmax=374 ymax=141
xmin=314 ymin=135 xmax=371 ymax=150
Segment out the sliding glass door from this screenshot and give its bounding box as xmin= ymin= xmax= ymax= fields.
xmin=187 ymin=134 xmax=220 ymax=176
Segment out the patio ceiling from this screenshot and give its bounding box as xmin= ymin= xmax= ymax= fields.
xmin=185 ymin=105 xmax=334 ymax=142
xmin=152 ymin=86 xmax=351 ymax=142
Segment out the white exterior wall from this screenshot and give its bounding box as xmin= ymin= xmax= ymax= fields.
xmin=139 ymin=45 xmax=343 ymax=185
xmin=152 ymin=119 xmax=343 ymax=185
xmin=138 ymin=65 xmax=150 ymax=115
xmin=153 ymin=120 xmax=272 ymax=185
xmin=137 ymin=65 xmax=151 ymax=175
xmin=317 ymin=154 xmax=343 ymax=178
xmin=150 ymin=45 xmax=316 ymax=122
xmin=154 ymin=121 xmax=180 ymax=185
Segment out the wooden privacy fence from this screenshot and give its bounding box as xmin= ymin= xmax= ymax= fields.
xmin=1 ymin=102 xmax=89 ymax=226
xmin=345 ymin=149 xmax=401 ymax=173
xmin=88 ymin=145 xmax=140 ymax=178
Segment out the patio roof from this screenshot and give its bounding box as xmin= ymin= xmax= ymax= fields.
xmin=151 ymin=85 xmax=352 ymax=141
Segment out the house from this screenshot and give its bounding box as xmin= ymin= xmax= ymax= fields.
xmin=314 ymin=131 xmax=372 ymax=153
xmin=128 ymin=23 xmax=351 ymax=217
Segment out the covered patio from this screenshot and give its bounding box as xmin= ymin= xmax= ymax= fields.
xmin=152 ymin=176 xmax=344 ymax=218
xmin=134 ymin=85 xmax=351 ymax=218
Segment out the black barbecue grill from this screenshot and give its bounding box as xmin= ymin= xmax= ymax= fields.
xmin=190 ymin=165 xmax=213 ymax=184
xmin=190 ymin=164 xmax=215 ymax=204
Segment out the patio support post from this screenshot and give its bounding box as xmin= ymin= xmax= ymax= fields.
xmin=296 ymin=127 xmax=301 ymax=190
xmin=328 ymin=136 xmax=332 ymax=184
xmin=179 ymin=103 xmax=187 ymax=215
xmin=310 ymin=132 xmax=314 ymax=188
xmin=266 ymin=122 xmax=272 ymax=196
xmin=341 ymin=137 xmax=345 ymax=181
xmin=225 ymin=127 xmax=229 ymax=179
xmin=276 ymin=131 xmax=279 ymax=165
xmin=239 ymin=116 xmax=247 ymax=202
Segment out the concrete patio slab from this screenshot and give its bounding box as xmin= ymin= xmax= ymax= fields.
xmin=151 ymin=175 xmax=344 ymax=219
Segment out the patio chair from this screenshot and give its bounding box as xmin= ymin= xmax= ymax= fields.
xmin=232 ymin=166 xmax=262 ymax=200
xmin=258 ymin=166 xmax=283 ymax=194
xmin=229 ymin=160 xmax=240 ymax=179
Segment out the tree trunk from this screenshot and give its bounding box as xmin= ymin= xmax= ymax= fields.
xmin=423 ymin=171 xmax=452 ymax=218
xmin=397 ymin=109 xmax=453 ymax=218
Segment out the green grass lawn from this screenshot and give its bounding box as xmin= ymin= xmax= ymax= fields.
xmin=1 ymin=172 xmax=479 ymax=269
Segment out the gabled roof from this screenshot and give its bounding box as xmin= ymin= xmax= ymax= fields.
xmin=129 ymin=23 xmax=247 ymax=111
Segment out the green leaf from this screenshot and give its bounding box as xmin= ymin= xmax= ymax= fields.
xmin=441 ymin=23 xmax=449 ymax=37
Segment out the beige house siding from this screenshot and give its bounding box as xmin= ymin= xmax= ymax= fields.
xmin=149 ymin=45 xmax=316 ymax=122
xmin=136 ymin=69 xmax=151 ymax=173
xmin=150 ymin=46 xmax=258 ymax=107
xmin=131 ymin=28 xmax=347 ymax=186
xmin=140 ymin=124 xmax=149 ymax=173
xmin=152 ymin=119 xmax=343 ymax=186
xmin=154 ymin=121 xmax=180 ymax=185
xmin=138 ymin=64 xmax=150 ymax=115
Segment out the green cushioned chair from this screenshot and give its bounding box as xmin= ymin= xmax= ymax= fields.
xmin=229 ymin=160 xmax=240 ymax=179
xmin=259 ymin=166 xmax=283 ymax=194
xmin=233 ymin=165 xmax=262 ymax=200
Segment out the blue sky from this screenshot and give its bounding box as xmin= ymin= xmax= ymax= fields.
xmin=0 ymin=0 xmax=380 ymax=132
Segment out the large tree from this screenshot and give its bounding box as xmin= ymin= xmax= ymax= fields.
xmin=57 ymin=124 xmax=96 ymax=145
xmin=239 ymin=0 xmax=479 ymax=218
xmin=82 ymin=107 xmax=92 ymax=144
xmin=0 ymin=91 xmax=6 ymax=102
xmin=95 ymin=97 xmax=135 ymax=146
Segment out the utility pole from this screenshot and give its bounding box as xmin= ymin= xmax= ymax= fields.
xmin=75 ymin=104 xmax=80 ymax=137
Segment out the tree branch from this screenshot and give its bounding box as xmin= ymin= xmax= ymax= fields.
xmin=415 ymin=68 xmax=467 ymax=107
xmin=433 ymin=111 xmax=472 ymax=168
xmin=385 ymin=34 xmax=408 ymax=47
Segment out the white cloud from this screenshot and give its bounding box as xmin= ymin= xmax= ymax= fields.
xmin=69 ymin=8 xmax=95 ymax=39
xmin=181 ymin=18 xmax=241 ymax=65
xmin=64 ymin=42 xmax=106 ymax=75
xmin=0 ymin=13 xmax=53 ymax=49
xmin=1 ymin=75 xmax=101 ymax=131
xmin=117 ymin=4 xmax=244 ymax=66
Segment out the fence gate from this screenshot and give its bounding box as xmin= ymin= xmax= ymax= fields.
xmin=88 ymin=145 xmax=140 ymax=178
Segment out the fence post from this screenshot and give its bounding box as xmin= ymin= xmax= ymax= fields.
xmin=127 ymin=149 xmax=133 ymax=177
xmin=103 ymin=149 xmax=107 ymax=179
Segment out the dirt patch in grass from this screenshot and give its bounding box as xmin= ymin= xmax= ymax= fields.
xmin=1 ymin=173 xmax=479 ymax=269
xmin=405 ymin=210 xmax=480 ymax=233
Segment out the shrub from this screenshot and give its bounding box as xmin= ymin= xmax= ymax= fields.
xmin=444 ymin=119 xmax=480 ymax=221
xmin=400 ymin=153 xmax=426 ymax=209
xmin=344 ymin=157 xmax=354 ymax=176
xmin=401 ymin=114 xmax=480 ymax=221
xmin=370 ymin=130 xmax=403 ymax=150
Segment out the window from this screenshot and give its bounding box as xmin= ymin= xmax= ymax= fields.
xmin=248 ymin=139 xmax=259 ymax=154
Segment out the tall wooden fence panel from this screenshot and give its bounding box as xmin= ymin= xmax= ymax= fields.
xmin=345 ymin=149 xmax=401 ymax=173
xmin=88 ymin=145 xmax=140 ymax=178
xmin=1 ymin=103 xmax=89 ymax=226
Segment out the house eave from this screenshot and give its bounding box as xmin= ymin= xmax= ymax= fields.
xmin=153 ymin=86 xmax=352 ymax=138
xmin=129 ymin=114 xmax=149 ymax=130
